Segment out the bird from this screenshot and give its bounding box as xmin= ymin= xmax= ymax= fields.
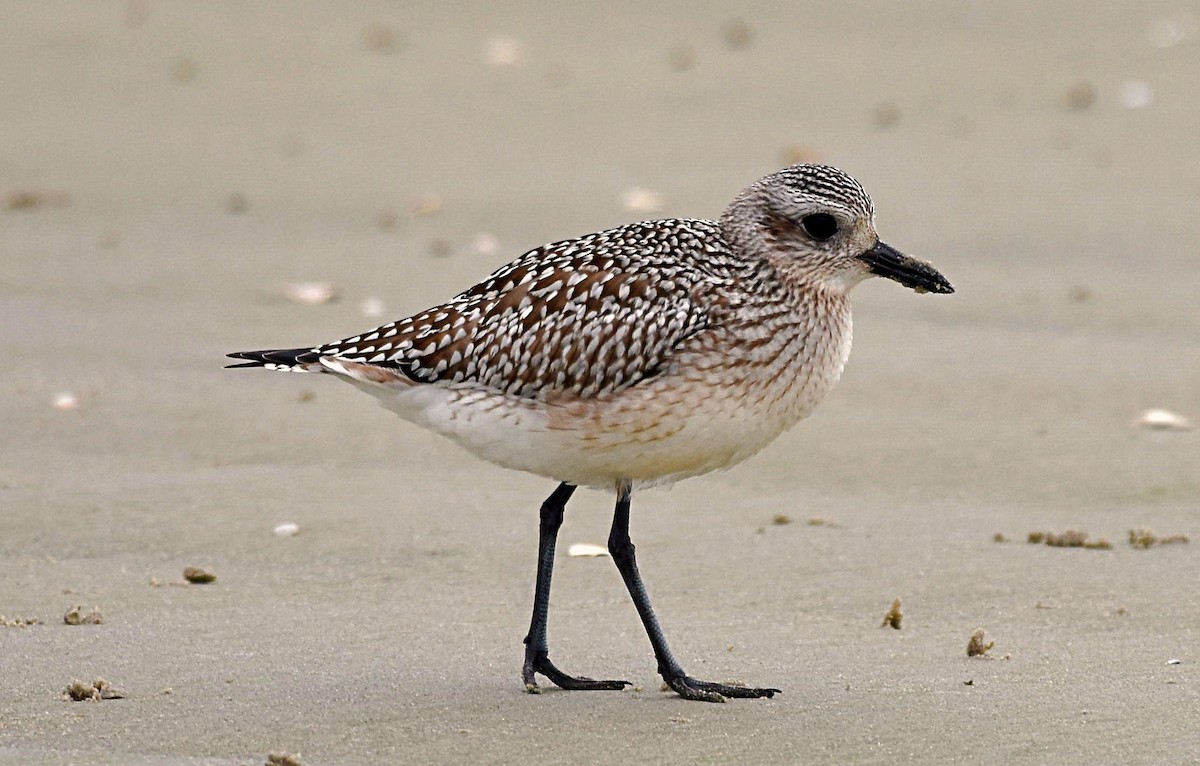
xmin=228 ymin=164 xmax=953 ymax=703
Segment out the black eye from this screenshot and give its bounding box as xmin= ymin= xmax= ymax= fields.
xmin=801 ymin=213 xmax=839 ymax=241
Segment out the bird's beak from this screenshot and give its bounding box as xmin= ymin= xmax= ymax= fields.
xmin=857 ymin=241 xmax=954 ymax=294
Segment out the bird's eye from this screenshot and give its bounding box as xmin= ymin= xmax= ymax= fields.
xmin=801 ymin=213 xmax=839 ymax=241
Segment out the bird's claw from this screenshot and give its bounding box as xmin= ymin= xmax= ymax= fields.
xmin=523 ymin=650 xmax=630 ymax=693
xmin=664 ymin=675 xmax=781 ymax=703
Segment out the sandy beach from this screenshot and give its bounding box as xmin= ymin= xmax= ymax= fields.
xmin=2 ymin=1 xmax=1198 ymax=763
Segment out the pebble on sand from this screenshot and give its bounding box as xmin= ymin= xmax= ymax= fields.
xmin=720 ymin=19 xmax=753 ymax=49
xmin=5 ymin=189 xmax=71 ymax=210
xmin=183 ymin=566 xmax=216 ymax=584
xmin=1062 ymin=80 xmax=1098 ymax=111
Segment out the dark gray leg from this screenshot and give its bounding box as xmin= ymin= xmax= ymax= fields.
xmin=607 ymin=483 xmax=781 ymax=703
xmin=522 ymin=482 xmax=630 ymax=693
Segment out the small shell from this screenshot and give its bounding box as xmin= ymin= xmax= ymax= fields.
xmin=621 ymin=188 xmax=664 ymax=214
xmin=567 ymin=543 xmax=610 ymax=558
xmin=284 ymin=282 xmax=338 ymax=306
xmin=52 ymin=392 xmax=80 ymax=411
xmin=273 ymin=522 xmax=301 ymax=537
xmin=472 ymin=232 xmax=500 ymax=256
xmin=1118 ymin=80 xmax=1154 ymax=109
xmin=1135 ymin=408 xmax=1193 ymax=431
xmin=360 ymin=297 xmax=387 ymax=318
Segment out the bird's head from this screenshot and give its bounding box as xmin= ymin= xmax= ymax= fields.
xmin=721 ymin=164 xmax=954 ymax=296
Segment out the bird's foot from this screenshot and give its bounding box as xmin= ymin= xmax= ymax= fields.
xmin=663 ymin=674 xmax=781 ymax=703
xmin=523 ymin=650 xmax=630 ymax=693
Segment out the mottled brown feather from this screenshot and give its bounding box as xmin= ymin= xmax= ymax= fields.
xmin=314 ymin=219 xmax=754 ymax=399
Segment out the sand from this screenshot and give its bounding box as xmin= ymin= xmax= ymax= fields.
xmin=2 ymin=1 xmax=1197 ymax=763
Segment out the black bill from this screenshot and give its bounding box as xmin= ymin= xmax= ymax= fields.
xmin=858 ymin=240 xmax=954 ymax=294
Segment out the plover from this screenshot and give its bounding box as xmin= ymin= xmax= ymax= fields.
xmin=228 ymin=164 xmax=953 ymax=702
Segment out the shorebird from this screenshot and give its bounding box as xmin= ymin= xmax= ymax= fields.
xmin=228 ymin=164 xmax=953 ymax=702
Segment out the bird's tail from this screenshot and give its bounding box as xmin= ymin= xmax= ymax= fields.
xmin=226 ymin=347 xmax=323 ymax=372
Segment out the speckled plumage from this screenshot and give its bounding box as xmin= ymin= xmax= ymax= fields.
xmin=229 ymin=164 xmax=950 ymax=490
xmin=320 ymin=219 xmax=727 ymax=399
xmin=229 ymin=163 xmax=953 ymax=702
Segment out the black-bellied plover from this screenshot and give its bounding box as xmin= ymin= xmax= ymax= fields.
xmin=229 ymin=164 xmax=953 ymax=702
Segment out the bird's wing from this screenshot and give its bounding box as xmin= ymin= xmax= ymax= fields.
xmin=314 ymin=220 xmax=732 ymax=399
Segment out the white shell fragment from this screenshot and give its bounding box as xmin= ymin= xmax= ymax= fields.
xmin=1135 ymin=408 xmax=1193 ymax=431
xmin=567 ymin=543 xmax=610 ymax=558
xmin=361 ymin=297 xmax=387 ymax=318
xmin=273 ymin=522 xmax=301 ymax=537
xmin=52 ymin=392 xmax=81 ymax=411
xmin=1118 ymin=80 xmax=1154 ymax=109
xmin=1166 ymin=658 xmax=1182 ymax=665
xmin=284 ymin=282 xmax=338 ymax=306
xmin=621 ymin=188 xmax=664 ymax=214
xmin=472 ymin=232 xmax=500 ymax=256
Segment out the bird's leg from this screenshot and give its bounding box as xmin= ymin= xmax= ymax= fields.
xmin=523 ymin=482 xmax=631 ymax=693
xmin=607 ymin=483 xmax=781 ymax=703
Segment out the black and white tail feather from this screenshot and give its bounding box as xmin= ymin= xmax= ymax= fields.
xmin=226 ymin=348 xmax=322 ymax=372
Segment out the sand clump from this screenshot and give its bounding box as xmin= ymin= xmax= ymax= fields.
xmin=881 ymin=598 xmax=903 ymax=630
xmin=1 ymin=615 xmax=42 ymax=627
xmin=967 ymin=628 xmax=995 ymax=658
xmin=63 ymin=605 xmax=104 ymax=625
xmin=1128 ymin=529 xmax=1190 ymax=549
xmin=63 ymin=678 xmax=124 ymax=702
xmin=1026 ymin=530 xmax=1112 ymax=549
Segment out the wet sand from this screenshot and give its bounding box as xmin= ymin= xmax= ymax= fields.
xmin=2 ymin=2 xmax=1198 ymax=763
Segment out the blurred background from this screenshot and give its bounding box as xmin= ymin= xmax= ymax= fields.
xmin=4 ymin=0 xmax=1196 ymax=509
xmin=2 ymin=2 xmax=1197 ymax=763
